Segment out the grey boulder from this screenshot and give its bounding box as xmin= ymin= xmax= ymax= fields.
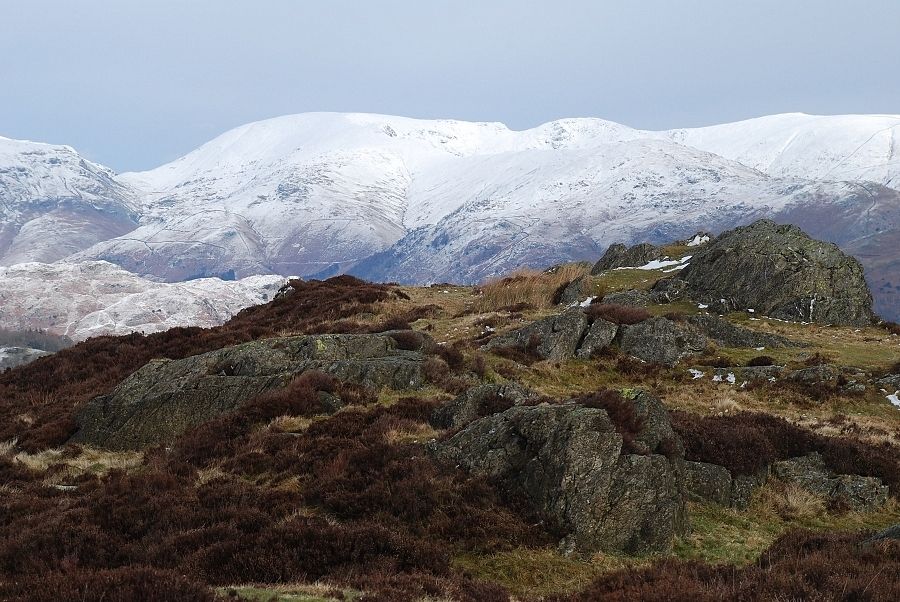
xmin=482 ymin=308 xmax=589 ymax=361
xmin=680 ymin=220 xmax=875 ymax=326
xmin=620 ymin=317 xmax=707 ymax=366
xmin=431 ymin=394 xmax=689 ymax=556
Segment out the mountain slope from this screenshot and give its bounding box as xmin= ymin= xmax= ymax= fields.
xmin=0 ymin=136 xmax=139 ymax=264
xmin=73 ymin=112 xmax=899 ymax=285
xmin=4 ymin=112 xmax=900 ymax=321
xmin=0 ymin=261 xmax=286 ymax=341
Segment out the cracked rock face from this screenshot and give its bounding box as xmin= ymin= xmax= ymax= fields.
xmin=679 ymin=220 xmax=874 ymax=326
xmin=72 ymin=334 xmax=427 ymax=450
xmin=431 ymin=394 xmax=689 ymax=556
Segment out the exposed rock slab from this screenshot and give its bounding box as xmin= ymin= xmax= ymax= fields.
xmin=602 ymin=289 xmax=651 ymax=308
xmin=683 ymin=461 xmax=767 ymax=509
xmin=73 ymin=334 xmax=426 ymax=450
xmin=576 ymin=318 xmax=619 ymax=359
xmin=482 ymin=308 xmax=589 ymax=361
xmin=619 ymin=317 xmax=707 ymax=366
xmin=686 ymin=314 xmax=795 ymax=349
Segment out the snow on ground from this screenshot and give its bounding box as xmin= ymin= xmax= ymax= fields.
xmin=687 ymin=234 xmax=710 ymax=246
xmin=619 ymin=256 xmax=692 ymax=271
xmin=888 ymin=391 xmax=900 ymax=409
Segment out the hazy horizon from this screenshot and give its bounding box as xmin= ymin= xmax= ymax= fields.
xmin=3 ymin=0 xmax=899 ymax=171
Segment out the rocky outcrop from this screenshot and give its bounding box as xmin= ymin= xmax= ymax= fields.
xmin=866 ymin=524 xmax=900 ymax=544
xmin=72 ymin=333 xmax=428 ymax=450
xmin=683 ymin=461 xmax=767 ymax=509
xmin=576 ymin=318 xmax=619 ymax=359
xmin=485 ymin=300 xmax=799 ymax=366
xmin=482 ymin=308 xmax=590 ymax=361
xmin=0 ymin=346 xmax=51 ymax=372
xmin=649 ymin=278 xmax=688 ymax=304
xmin=601 ymin=289 xmax=651 ymax=308
xmin=430 ymin=383 xmax=538 ymax=429
xmin=619 ymin=317 xmax=707 ymax=366
xmin=789 ymin=364 xmax=840 ymax=385
xmin=686 ymin=314 xmax=794 ymax=349
xmin=591 ymin=243 xmax=662 ymax=274
xmin=431 ymin=393 xmax=689 ymax=556
xmin=771 ymin=453 xmax=889 ymax=511
xmin=711 ymin=366 xmax=784 ymax=384
xmin=875 ymin=374 xmax=900 ymax=391
xmin=679 ymin=220 xmax=875 ymax=326
xmin=555 ymin=276 xmax=590 ymax=306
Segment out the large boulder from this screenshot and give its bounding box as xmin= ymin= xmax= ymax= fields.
xmin=431 ymin=394 xmax=689 ymax=556
xmin=619 ymin=317 xmax=707 ymax=366
xmin=771 ymin=453 xmax=889 ymax=511
xmin=72 ymin=333 xmax=427 ymax=450
xmin=679 ymin=220 xmax=874 ymax=326
xmin=592 ymin=243 xmax=662 ymax=273
xmin=482 ymin=308 xmax=589 ymax=361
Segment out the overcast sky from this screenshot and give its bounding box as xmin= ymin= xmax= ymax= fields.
xmin=2 ymin=0 xmax=898 ymax=172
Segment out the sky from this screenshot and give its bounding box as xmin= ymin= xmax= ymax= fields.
xmin=2 ymin=0 xmax=899 ymax=172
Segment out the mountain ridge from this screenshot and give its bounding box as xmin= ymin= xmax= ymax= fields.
xmin=2 ymin=111 xmax=900 ymax=321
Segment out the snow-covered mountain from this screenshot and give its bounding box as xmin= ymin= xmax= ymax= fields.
xmin=2 ymin=111 xmax=900 ymax=325
xmin=0 ymin=136 xmax=140 ymax=265
xmin=70 ymin=112 xmax=900 ymax=285
xmin=0 ymin=261 xmax=286 ymax=341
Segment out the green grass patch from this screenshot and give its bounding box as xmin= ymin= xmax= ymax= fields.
xmin=675 ymin=499 xmax=900 ymax=566
xmin=218 ymin=585 xmax=361 ymax=602
xmin=452 ymin=547 xmax=648 ymax=598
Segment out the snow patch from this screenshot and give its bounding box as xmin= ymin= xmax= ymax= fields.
xmin=689 ymin=369 xmax=705 ymax=379
xmin=687 ymin=234 xmax=710 ymax=247
xmin=888 ymin=391 xmax=900 ymax=409
xmin=619 ymin=255 xmax=692 ymax=271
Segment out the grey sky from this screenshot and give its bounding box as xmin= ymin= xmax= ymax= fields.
xmin=2 ymin=0 xmax=898 ymax=172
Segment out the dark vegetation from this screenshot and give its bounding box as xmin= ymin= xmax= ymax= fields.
xmin=0 ymin=276 xmax=401 ymax=451
xmin=881 ymin=320 xmax=900 ymax=336
xmin=746 ymin=355 xmax=776 ymax=367
xmin=0 ymin=327 xmax=73 ymax=352
xmin=552 ymin=530 xmax=900 ymax=602
xmin=490 ymin=333 xmax=545 ymax=366
xmin=2 ymin=275 xmax=897 ymax=600
xmin=584 ymin=303 xmax=651 ymax=325
xmin=0 ymin=381 xmax=545 ymax=601
xmin=671 ymin=411 xmax=900 ymax=493
xmin=571 ymin=389 xmax=647 ymax=454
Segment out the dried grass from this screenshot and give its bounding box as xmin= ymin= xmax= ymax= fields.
xmin=473 ymin=265 xmax=590 ymax=313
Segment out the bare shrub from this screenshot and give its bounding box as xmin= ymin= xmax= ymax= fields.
xmin=584 ymin=304 xmax=650 ymax=325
